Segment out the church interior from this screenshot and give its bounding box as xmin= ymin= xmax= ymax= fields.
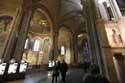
xmin=0 ymin=0 xmax=125 ymax=83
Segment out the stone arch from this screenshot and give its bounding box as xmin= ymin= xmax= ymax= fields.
xmin=33 ymin=4 xmax=54 ymax=30
xmin=36 ymin=8 xmax=53 ymax=31
xmin=58 ymin=26 xmax=73 ymax=64
xmin=59 ymin=24 xmax=73 ymax=34
xmin=77 ymin=32 xmax=90 ymax=63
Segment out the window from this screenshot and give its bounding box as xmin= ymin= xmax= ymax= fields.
xmin=103 ymin=2 xmax=114 ymax=20
xmin=33 ymin=39 xmax=40 ymax=51
xmin=24 ymin=38 xmax=29 ymax=49
xmin=61 ymin=46 xmax=65 ymax=55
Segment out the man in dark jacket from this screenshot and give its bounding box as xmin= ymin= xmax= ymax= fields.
xmin=52 ymin=60 xmax=61 ymax=83
xmin=60 ymin=59 xmax=68 ymax=83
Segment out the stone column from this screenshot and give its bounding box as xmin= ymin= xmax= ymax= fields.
xmin=72 ymin=34 xmax=78 ymax=63
xmin=13 ymin=0 xmax=33 ymax=62
xmin=81 ymin=0 xmax=101 ymax=64
xmin=52 ymin=29 xmax=59 ymax=60
xmin=81 ymin=1 xmax=119 ymax=83
xmin=51 ymin=0 xmax=61 ymax=61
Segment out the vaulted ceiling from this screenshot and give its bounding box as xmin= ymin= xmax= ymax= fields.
xmin=30 ymin=9 xmax=50 ymax=34
xmin=0 ymin=0 xmax=124 ymax=35
xmin=0 ymin=0 xmax=85 ymax=35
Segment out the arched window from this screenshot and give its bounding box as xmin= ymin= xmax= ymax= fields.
xmin=82 ymin=41 xmax=89 ymax=56
xmin=103 ymin=2 xmax=114 ymax=20
xmin=61 ymin=46 xmax=65 ymax=55
xmin=33 ymin=39 xmax=40 ymax=51
xmin=24 ymin=38 xmax=30 ymax=49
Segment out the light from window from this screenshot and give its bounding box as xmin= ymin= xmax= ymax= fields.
xmin=61 ymin=46 xmax=65 ymax=55
xmin=33 ymin=39 xmax=40 ymax=51
xmin=24 ymin=38 xmax=29 ymax=49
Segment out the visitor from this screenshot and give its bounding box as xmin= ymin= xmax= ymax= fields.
xmin=52 ymin=60 xmax=61 ymax=83
xmin=60 ymin=59 xmax=68 ymax=83
xmin=83 ymin=64 xmax=110 ymax=83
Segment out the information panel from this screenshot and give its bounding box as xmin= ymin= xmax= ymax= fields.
xmin=8 ymin=63 xmax=18 ymax=74
xmin=0 ymin=63 xmax=6 ymax=75
xmin=48 ymin=60 xmax=55 ymax=68
xmin=19 ymin=63 xmax=28 ymax=73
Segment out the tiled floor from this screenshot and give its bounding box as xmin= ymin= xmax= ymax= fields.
xmin=4 ymin=68 xmax=84 ymax=83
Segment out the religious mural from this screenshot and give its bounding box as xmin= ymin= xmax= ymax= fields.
xmin=105 ymin=26 xmax=123 ymax=47
xmin=0 ymin=16 xmax=13 ymax=56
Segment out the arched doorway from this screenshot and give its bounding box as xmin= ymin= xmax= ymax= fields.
xmin=77 ymin=33 xmax=90 ymax=63
xmin=22 ymin=8 xmax=52 ymax=68
xmin=58 ymin=27 xmax=73 ymax=64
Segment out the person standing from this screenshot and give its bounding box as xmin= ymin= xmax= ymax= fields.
xmin=83 ymin=61 xmax=91 ymax=73
xmin=52 ymin=60 xmax=61 ymax=83
xmin=60 ymin=59 xmax=68 ymax=83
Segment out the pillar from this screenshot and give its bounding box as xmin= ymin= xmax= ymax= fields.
xmin=72 ymin=34 xmax=78 ymax=63
xmin=13 ymin=0 xmax=33 ymax=62
xmin=81 ymin=1 xmax=118 ymax=83
xmin=82 ymin=0 xmax=101 ymax=64
xmin=52 ymin=29 xmax=59 ymax=60
xmin=52 ymin=0 xmax=61 ymax=61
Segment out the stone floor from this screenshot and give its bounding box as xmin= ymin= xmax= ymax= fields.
xmin=4 ymin=68 xmax=84 ymax=83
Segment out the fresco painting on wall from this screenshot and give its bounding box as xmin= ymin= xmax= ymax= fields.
xmin=105 ymin=27 xmax=123 ymax=47
xmin=0 ymin=16 xmax=13 ymax=56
